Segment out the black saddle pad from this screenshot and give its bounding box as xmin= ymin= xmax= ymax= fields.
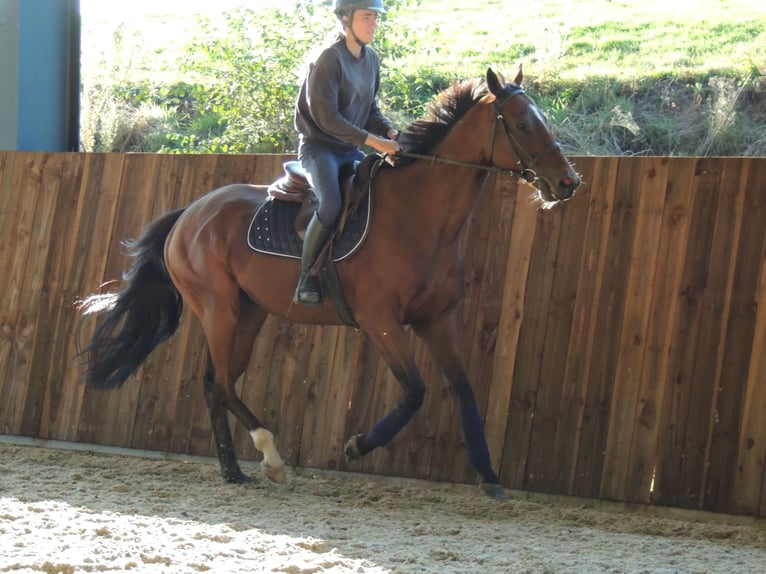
xmin=247 ymin=192 xmax=372 ymax=261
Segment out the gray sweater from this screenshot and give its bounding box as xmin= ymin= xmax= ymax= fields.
xmin=295 ymin=37 xmax=393 ymax=152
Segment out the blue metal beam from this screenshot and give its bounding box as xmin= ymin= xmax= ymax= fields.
xmin=12 ymin=0 xmax=80 ymax=151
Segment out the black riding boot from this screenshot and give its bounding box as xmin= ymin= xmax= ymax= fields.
xmin=294 ymin=213 xmax=332 ymax=306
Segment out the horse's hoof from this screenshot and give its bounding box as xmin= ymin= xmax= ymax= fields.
xmin=480 ymin=482 xmax=508 ymax=501
xmin=263 ymin=463 xmax=287 ymax=484
xmin=344 ymin=434 xmax=363 ymax=462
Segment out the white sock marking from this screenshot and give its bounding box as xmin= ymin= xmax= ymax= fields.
xmin=250 ymin=428 xmax=284 ymax=469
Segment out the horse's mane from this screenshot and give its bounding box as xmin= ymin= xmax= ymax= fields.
xmin=397 ymin=77 xmax=492 ymax=155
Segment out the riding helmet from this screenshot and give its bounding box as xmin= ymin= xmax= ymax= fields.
xmin=334 ymin=0 xmax=386 ymax=15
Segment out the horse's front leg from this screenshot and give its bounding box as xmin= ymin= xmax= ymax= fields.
xmin=413 ymin=313 xmax=506 ymax=500
xmin=344 ymin=322 xmax=425 ymax=460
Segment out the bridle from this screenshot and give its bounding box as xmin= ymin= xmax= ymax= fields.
xmin=488 ymin=88 xmax=562 ymax=183
xmin=396 ymin=87 xmax=561 ymax=184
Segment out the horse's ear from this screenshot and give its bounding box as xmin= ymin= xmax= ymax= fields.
xmin=486 ymin=68 xmax=505 ymax=97
xmin=513 ymin=64 xmax=523 ymax=86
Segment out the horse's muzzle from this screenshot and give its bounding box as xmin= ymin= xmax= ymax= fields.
xmin=556 ymin=174 xmax=580 ymax=200
xmin=537 ymin=172 xmax=580 ymax=203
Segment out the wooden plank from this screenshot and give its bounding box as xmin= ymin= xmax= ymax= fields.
xmin=77 ymin=154 xmax=163 ymax=448
xmin=407 ymin=331 xmax=450 ymax=482
xmin=0 ymin=153 xmax=29 ymax=378
xmin=484 ymin=178 xmax=537 ymax=488
xmin=236 ymin=317 xmax=313 ymax=466
xmin=572 ymin=157 xmax=642 ymax=499
xmin=653 ymin=157 xmax=724 ymax=509
xmin=500 ymin=197 xmax=564 ymax=490
xmin=297 ymin=326 xmax=343 ymax=468
xmin=523 ymin=160 xmax=592 ymax=494
xmin=600 ymin=157 xmax=669 ymax=501
xmin=731 ymin=210 xmax=766 ymax=516
xmin=673 ymin=155 xmax=743 ymax=511
xmin=0 ymin=153 xmax=45 ymax=434
xmin=705 ymin=158 xmax=766 ymax=514
xmin=128 ymin=155 xmax=188 ymax=451
xmin=143 ymin=157 xmax=203 ymax=455
xmin=181 ymin=153 xmax=222 ymax=203
xmin=460 ymin=174 xmax=519 ymax=484
xmin=185 ymin=352 xmax=219 ymax=459
xmin=213 ymin=154 xmax=260 ymax=187
xmin=167 ymin=320 xmax=209 ymax=455
xmin=0 ymin=153 xmax=26 ymax=431
xmin=322 ymin=327 xmax=369 ymax=472
xmin=269 ymin=322 xmax=316 ymax=466
xmin=249 ymin=317 xmax=310 ymax=464
xmin=36 ymin=153 xmax=93 ymax=441
xmin=695 ymin=157 xmax=750 ymax=512
xmin=340 ymin=331 xmax=389 ymax=476
xmin=464 ymin=176 xmax=521 ymax=481
xmin=252 ymin=154 xmax=291 ymax=185
xmin=0 ymin=151 xmax=8 ymax=183
xmin=167 ymin=154 xmax=228 ymax=458
xmin=233 ymin=312 xmax=283 ymax=461
xmin=554 ymin=157 xmax=618 ymax=495
xmin=139 ymin=313 xmax=197 ymax=453
xmin=18 ymin=154 xmax=70 ymax=436
xmin=624 ymin=157 xmax=698 ymax=504
xmin=0 ymin=153 xmax=23 ymax=261
xmin=22 ymin=153 xmax=73 ymax=438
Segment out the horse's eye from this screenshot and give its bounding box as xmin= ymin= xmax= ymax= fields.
xmin=516 ymin=123 xmax=528 ymax=132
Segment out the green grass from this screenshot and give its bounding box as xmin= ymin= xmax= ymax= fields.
xmin=80 ymin=0 xmax=766 ymax=155
xmin=396 ymin=0 xmax=764 ymax=80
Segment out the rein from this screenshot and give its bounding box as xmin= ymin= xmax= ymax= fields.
xmin=395 ymin=150 xmax=537 ymax=183
xmin=395 ymin=87 xmax=560 ymax=185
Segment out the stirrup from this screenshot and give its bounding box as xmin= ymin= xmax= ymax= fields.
xmin=294 ymin=273 xmax=322 ymax=307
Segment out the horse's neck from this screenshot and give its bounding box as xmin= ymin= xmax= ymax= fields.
xmin=436 ymin=106 xmax=492 ymax=168
xmin=406 ymin=109 xmax=493 ymax=240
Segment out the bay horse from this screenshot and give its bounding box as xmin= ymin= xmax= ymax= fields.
xmin=78 ymin=68 xmax=580 ymax=499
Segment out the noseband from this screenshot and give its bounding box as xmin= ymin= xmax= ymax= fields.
xmin=396 ymin=87 xmax=561 ymax=184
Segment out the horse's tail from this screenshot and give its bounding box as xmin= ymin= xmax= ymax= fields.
xmin=77 ymin=207 xmax=187 ymax=389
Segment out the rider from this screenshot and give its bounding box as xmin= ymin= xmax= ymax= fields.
xmin=293 ymin=0 xmax=401 ymax=306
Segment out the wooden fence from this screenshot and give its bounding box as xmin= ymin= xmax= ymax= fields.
xmin=0 ymin=152 xmax=764 ymax=517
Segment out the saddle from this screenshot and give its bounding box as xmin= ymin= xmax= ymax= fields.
xmin=267 ymin=160 xmax=357 ymax=239
xmin=249 ymin=156 xmax=384 ymax=327
xmin=267 ymin=161 xmax=312 ymax=201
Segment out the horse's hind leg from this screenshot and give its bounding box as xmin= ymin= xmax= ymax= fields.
xmin=203 ymin=355 xmax=248 ymax=483
xmin=201 ymin=294 xmax=286 ymax=484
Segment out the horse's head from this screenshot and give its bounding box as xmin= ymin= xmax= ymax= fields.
xmin=485 ymin=67 xmax=580 ymax=206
